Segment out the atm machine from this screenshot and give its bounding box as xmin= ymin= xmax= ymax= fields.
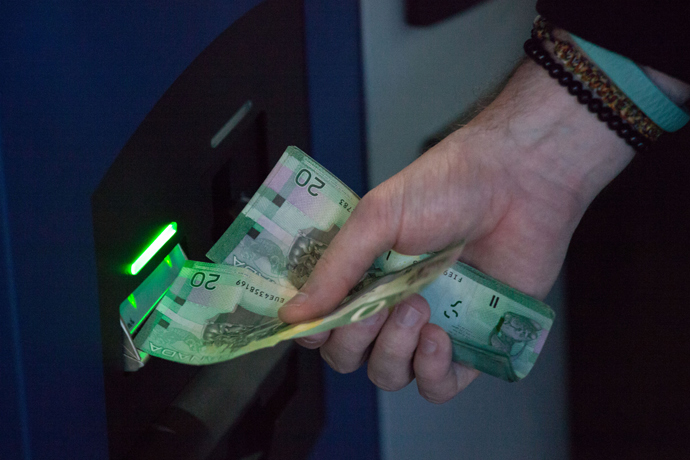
xmin=0 ymin=1 xmax=373 ymax=458
xmin=93 ymin=1 xmax=323 ymax=457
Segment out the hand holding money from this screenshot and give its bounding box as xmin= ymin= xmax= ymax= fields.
xmin=135 ymin=59 xmax=641 ymax=402
xmin=135 ymin=143 xmax=558 ymax=396
xmin=135 ymin=148 xmax=465 ymax=367
xmin=277 ymin=125 xmax=575 ymax=401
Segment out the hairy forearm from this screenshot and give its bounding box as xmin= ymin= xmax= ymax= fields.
xmin=461 ymin=40 xmax=689 ymax=212
xmin=441 ymin=44 xmax=690 ymax=298
xmin=464 ymin=59 xmax=636 ymax=221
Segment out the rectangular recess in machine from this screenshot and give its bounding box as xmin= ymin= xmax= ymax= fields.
xmin=91 ymin=1 xmax=324 ymax=458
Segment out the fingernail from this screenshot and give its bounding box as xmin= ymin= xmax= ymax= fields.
xmin=299 ymin=336 xmax=319 ymax=345
xmin=298 ymin=331 xmax=329 ymax=344
xmin=395 ymin=302 xmax=422 ymax=328
xmin=284 ymin=292 xmax=309 ymax=310
xmin=299 ymin=337 xmax=319 ymax=345
xmin=420 ymin=338 xmax=437 ymax=355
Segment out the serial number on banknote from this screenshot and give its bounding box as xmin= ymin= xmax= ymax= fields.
xmin=338 ymin=199 xmax=354 ymax=213
xmin=442 ymin=269 xmax=463 ymax=284
xmin=235 ymin=280 xmax=287 ymax=303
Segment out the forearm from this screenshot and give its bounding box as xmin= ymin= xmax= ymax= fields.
xmin=460 ymin=59 xmax=636 ymax=229
xmin=462 ymin=36 xmax=689 ymax=220
xmin=441 ymin=36 xmax=690 ymax=299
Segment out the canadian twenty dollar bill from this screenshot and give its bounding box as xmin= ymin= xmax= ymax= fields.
xmin=135 ymin=146 xmax=555 ymax=381
xmin=134 ymin=245 xmax=462 ymax=364
xmin=205 ymin=146 xmax=421 ymax=288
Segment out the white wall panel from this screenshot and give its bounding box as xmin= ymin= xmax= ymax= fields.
xmin=360 ymin=1 xmax=571 ymax=458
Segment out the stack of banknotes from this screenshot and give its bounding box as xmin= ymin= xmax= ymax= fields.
xmin=133 ymin=147 xmax=555 ymax=382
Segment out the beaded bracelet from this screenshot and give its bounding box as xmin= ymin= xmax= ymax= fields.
xmin=532 ymin=16 xmax=662 ymax=142
xmin=524 ymin=37 xmax=650 ymax=152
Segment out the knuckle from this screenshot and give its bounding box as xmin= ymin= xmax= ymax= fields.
xmin=319 ymin=349 xmax=343 ymax=373
xmin=295 ymin=338 xmax=325 ymax=349
xmin=368 ymin=375 xmax=403 ymax=392
xmin=358 ymin=187 xmax=398 ymax=234
xmin=320 ymin=348 xmax=356 ymax=374
xmin=418 ymin=387 xmax=454 ymax=405
xmin=367 ymin=367 xmax=412 ymax=392
xmin=377 ymin=340 xmax=411 ymax=362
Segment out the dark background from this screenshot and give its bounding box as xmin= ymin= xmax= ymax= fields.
xmin=567 ymin=125 xmax=690 ymax=458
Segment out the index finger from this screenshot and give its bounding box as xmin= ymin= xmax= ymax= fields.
xmin=278 ymin=187 xmax=401 ymax=323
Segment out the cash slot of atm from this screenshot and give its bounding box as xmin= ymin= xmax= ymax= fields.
xmin=91 ymin=0 xmax=324 ymax=457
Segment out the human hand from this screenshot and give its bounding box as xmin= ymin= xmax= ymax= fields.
xmin=278 ymin=60 xmax=636 ymax=403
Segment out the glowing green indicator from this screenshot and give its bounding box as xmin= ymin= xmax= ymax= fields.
xmin=130 ymin=223 xmax=177 ymax=275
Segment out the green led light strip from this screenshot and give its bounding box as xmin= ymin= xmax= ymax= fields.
xmin=130 ymin=222 xmax=177 ymax=275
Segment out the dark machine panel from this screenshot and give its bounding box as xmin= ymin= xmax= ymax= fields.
xmin=92 ymin=0 xmax=323 ymax=457
xmin=405 ymin=0 xmax=485 ymax=26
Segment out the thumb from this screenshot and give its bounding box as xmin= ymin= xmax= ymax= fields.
xmin=278 ymin=190 xmax=399 ymax=323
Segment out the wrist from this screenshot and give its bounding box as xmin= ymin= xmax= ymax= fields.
xmin=466 ymin=60 xmax=635 ymax=217
xmin=552 ymin=26 xmax=690 ymax=129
